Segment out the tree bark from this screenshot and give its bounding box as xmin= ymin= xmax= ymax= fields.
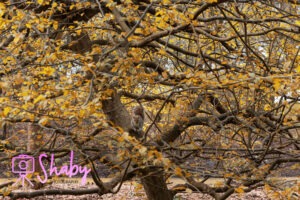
xmin=27 ymin=123 xmax=44 ymax=189
xmin=140 ymin=169 xmax=174 ymax=200
xmin=102 ymin=92 xmax=132 ymax=132
xmin=102 ymin=93 xmax=173 ymax=199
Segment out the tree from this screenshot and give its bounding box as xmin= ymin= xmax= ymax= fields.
xmin=0 ymin=0 xmax=299 ymax=199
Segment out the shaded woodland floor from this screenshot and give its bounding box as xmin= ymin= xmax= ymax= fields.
xmin=0 ymin=183 xmax=270 ymax=200
xmin=1 ymin=178 xmax=299 ymax=200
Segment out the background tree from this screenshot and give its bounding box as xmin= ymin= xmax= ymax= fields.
xmin=0 ymin=0 xmax=299 ymax=200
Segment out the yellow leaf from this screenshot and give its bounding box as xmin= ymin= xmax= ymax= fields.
xmin=41 ymin=67 xmax=55 ymax=75
xmin=70 ymin=4 xmax=75 ymax=10
xmin=52 ymin=2 xmax=58 ymax=8
xmin=162 ymin=71 xmax=168 ymax=79
xmin=1 ymin=186 xmax=11 ymax=196
xmin=206 ymin=0 xmax=218 ymax=3
xmin=273 ymin=78 xmax=281 ymax=91
xmin=33 ymin=95 xmax=45 ymax=104
xmin=174 ymin=167 xmax=183 ymax=176
xmin=26 ymin=23 xmax=32 ymax=28
xmin=162 ymin=0 xmax=171 ymax=4
xmin=135 ymin=28 xmax=143 ymax=34
xmin=38 ymin=117 xmax=49 ymax=126
xmin=75 ymin=29 xmax=82 ymax=35
xmin=0 ymin=4 xmax=5 ymax=17
xmin=158 ymin=49 xmax=167 ymax=56
xmin=235 ymin=188 xmax=243 ymax=193
xmin=13 ymin=33 xmax=22 ymax=44
xmin=0 ymin=2 xmax=5 ymax=9
xmin=235 ymin=186 xmax=245 ymax=193
xmin=37 ymin=0 xmax=44 ymax=5
xmin=91 ymin=46 xmax=102 ymax=54
xmin=264 ymin=104 xmax=271 ymax=111
xmin=3 ymin=107 xmax=12 ymax=117
xmin=221 ymin=60 xmax=228 ymax=65
xmin=53 ymin=21 xmax=58 ymax=30
xmin=264 ymin=184 xmax=271 ymax=191
xmin=296 ymin=65 xmax=300 ymax=73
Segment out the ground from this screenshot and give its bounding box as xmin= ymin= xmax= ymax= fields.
xmin=2 ymin=178 xmax=292 ymax=200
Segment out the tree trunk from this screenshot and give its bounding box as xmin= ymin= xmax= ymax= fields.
xmin=27 ymin=123 xmax=44 ymax=189
xmin=140 ymin=170 xmax=174 ymax=200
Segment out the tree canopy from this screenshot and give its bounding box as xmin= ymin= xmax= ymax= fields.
xmin=0 ymin=0 xmax=299 ymax=199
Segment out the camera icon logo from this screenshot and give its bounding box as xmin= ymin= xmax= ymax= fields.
xmin=12 ymin=154 xmax=35 ymax=187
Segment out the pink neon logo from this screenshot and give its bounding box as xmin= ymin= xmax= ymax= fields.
xmin=12 ymin=154 xmax=35 ymax=187
xmin=12 ymin=151 xmax=91 ymax=187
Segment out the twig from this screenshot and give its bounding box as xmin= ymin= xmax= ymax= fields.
xmin=124 ymin=2 xmax=154 ymax=40
xmin=95 ymin=0 xmax=105 ymax=17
